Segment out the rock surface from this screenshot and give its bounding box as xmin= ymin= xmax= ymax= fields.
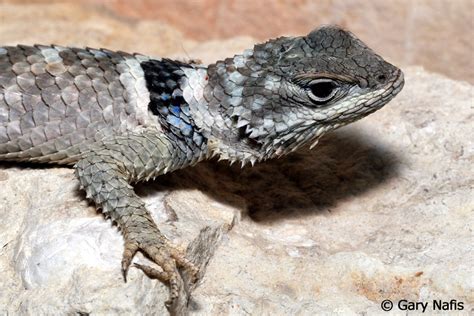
xmin=1 ymin=66 xmax=472 ymax=314
xmin=1 ymin=0 xmax=472 ymax=84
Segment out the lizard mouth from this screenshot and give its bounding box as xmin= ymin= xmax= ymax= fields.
xmin=358 ymin=68 xmax=405 ymax=114
xmin=365 ymin=68 xmax=404 ymax=114
xmin=383 ymin=68 xmax=405 ymax=100
xmin=323 ymin=68 xmax=405 ymax=126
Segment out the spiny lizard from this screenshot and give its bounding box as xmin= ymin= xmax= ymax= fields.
xmin=0 ymin=25 xmax=404 ymax=309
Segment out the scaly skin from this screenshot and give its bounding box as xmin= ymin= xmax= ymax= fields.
xmin=0 ymin=25 xmax=404 ymax=308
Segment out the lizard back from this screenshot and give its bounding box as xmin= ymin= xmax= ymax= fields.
xmin=0 ymin=45 xmax=156 ymax=163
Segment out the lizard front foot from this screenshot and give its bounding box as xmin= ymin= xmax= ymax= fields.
xmin=121 ymin=226 xmax=199 ymax=306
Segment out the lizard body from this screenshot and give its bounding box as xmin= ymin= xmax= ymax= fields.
xmin=0 ymin=26 xmax=404 ymax=308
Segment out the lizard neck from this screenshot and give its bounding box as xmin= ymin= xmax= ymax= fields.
xmin=180 ymin=51 xmax=327 ymax=166
xmin=140 ymin=59 xmax=209 ymax=166
xmin=180 ymin=50 xmax=275 ymax=166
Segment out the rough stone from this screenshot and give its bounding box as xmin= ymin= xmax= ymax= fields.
xmin=2 ymin=0 xmax=472 ymax=83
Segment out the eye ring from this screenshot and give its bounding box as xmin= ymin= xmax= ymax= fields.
xmin=307 ymin=79 xmax=339 ymax=104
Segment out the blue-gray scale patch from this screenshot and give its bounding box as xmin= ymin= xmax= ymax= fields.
xmin=141 ymin=59 xmax=207 ymax=153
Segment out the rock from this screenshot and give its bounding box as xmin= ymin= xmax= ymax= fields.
xmin=106 ymin=0 xmax=474 ymax=84
xmin=0 ymin=2 xmax=196 ymax=58
xmin=2 ymin=0 xmax=471 ymax=83
xmin=0 ymin=66 xmax=472 ymax=314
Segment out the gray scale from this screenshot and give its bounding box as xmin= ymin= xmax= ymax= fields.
xmin=141 ymin=58 xmax=207 ymax=162
xmin=0 ymin=45 xmax=153 ymax=162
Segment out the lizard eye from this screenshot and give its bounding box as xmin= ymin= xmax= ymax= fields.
xmin=307 ymin=79 xmax=338 ymax=104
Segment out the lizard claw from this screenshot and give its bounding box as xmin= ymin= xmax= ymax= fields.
xmin=120 ymin=230 xmax=199 ymax=303
xmin=121 ymin=241 xmax=139 ymax=282
xmin=133 ymin=262 xmax=179 ymax=308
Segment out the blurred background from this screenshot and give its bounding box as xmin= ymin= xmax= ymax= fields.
xmin=0 ymin=0 xmax=473 ymax=83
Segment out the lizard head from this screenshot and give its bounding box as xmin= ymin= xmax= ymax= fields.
xmin=186 ymin=25 xmax=404 ymax=164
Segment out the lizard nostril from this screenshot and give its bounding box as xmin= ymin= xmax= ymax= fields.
xmin=377 ymin=74 xmax=387 ymax=83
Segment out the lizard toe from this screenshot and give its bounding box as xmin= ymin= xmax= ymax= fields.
xmin=121 ymin=240 xmax=139 ymax=282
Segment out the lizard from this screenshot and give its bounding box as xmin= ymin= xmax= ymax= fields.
xmin=0 ymin=25 xmax=404 ymax=309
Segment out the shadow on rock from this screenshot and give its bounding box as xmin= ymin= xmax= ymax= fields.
xmin=0 ymin=127 xmax=402 ymax=224
xmin=150 ymin=127 xmax=402 ymax=223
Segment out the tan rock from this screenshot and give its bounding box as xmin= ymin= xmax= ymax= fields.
xmin=1 ymin=1 xmax=472 ymax=83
